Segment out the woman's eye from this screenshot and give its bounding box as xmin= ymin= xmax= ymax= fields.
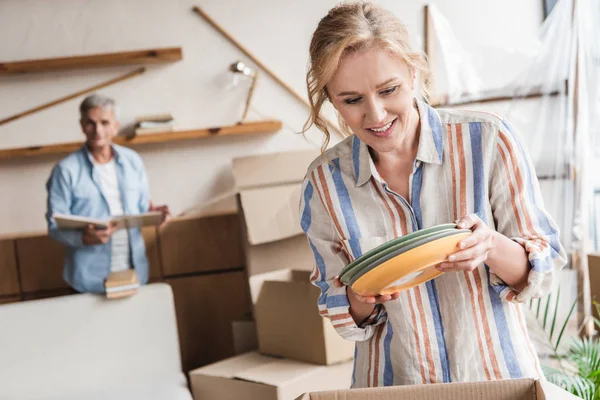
xmin=344 ymin=97 xmax=362 ymax=105
xmin=380 ymin=86 xmax=398 ymax=96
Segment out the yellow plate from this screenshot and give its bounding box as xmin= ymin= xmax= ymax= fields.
xmin=351 ymin=232 xmax=471 ymax=296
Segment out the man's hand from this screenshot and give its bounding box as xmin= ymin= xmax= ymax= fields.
xmin=82 ymin=222 xmax=119 ymax=245
xmin=149 ymin=201 xmax=171 ymax=228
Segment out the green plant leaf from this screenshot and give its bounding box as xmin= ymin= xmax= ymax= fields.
xmin=543 ymin=291 xmax=552 ymax=330
xmin=554 ymin=296 xmax=578 ymax=352
xmin=550 ymin=286 xmax=561 ymax=341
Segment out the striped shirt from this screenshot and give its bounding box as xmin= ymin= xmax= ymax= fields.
xmin=299 ymin=100 xmax=567 ymax=388
xmin=93 ymin=158 xmax=131 ymax=272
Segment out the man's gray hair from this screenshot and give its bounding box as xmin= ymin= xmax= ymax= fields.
xmin=79 ymin=94 xmax=119 ymax=119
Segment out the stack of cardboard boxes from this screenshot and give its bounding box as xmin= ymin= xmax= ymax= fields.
xmin=188 ymin=149 xmax=579 ymax=400
xmin=189 ymin=150 xmax=355 ymax=400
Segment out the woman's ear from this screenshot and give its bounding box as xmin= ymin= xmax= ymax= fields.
xmin=411 ymin=70 xmax=417 ymax=90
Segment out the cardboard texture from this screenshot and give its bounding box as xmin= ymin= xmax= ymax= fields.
xmin=297 ymin=378 xmax=580 ymax=400
xmin=232 ymin=150 xmax=320 ymax=190
xmin=166 ymin=270 xmax=252 ymax=372
xmin=141 ymin=225 xmax=162 ymax=280
xmin=588 ymin=253 xmax=600 ymax=321
xmin=189 ymin=351 xmax=353 ymax=400
xmin=159 ymin=214 xmax=244 ymax=277
xmin=246 ymin=234 xmax=314 ymax=278
xmin=251 ymin=269 xmax=355 ymax=365
xmin=15 ymin=235 xmax=67 ymax=292
xmin=232 ymin=150 xmax=319 ymax=278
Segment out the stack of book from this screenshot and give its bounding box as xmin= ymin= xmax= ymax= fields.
xmin=135 ymin=113 xmax=174 ymax=135
xmin=105 ymin=269 xmax=140 ymax=299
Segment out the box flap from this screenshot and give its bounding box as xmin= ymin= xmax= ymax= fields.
xmin=536 ymin=379 xmax=582 ymax=399
xmin=249 ymin=269 xmax=294 ymax=304
xmin=190 ymin=351 xmax=275 ymax=378
xmin=232 ymin=150 xmax=320 ymax=190
xmin=298 ymin=378 xmax=539 ymax=399
xmin=234 ymin=358 xmax=329 ymax=386
xmin=246 ymin=235 xmax=314 ymax=277
xmin=240 ymin=183 xmax=303 ymax=245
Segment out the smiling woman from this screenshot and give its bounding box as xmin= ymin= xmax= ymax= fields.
xmin=299 ymin=1 xmax=567 ymax=389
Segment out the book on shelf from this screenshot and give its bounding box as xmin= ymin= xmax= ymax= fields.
xmin=135 ymin=113 xmax=174 ymax=124
xmin=53 ymin=211 xmax=163 ymax=230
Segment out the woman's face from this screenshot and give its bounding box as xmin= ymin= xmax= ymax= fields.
xmin=327 ymin=47 xmax=417 ymax=154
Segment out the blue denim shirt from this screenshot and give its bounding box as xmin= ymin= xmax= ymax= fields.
xmin=45 ymin=144 xmax=151 ymax=293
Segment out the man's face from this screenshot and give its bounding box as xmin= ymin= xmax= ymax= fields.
xmin=80 ymin=106 xmax=119 ymax=152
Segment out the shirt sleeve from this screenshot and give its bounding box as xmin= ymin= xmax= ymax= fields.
xmin=488 ymin=119 xmax=567 ymax=303
xmin=299 ymin=173 xmax=387 ymax=342
xmin=45 ymin=164 xmax=84 ymax=248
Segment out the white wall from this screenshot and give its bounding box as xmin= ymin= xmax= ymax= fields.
xmin=0 ymin=0 xmax=543 ymax=235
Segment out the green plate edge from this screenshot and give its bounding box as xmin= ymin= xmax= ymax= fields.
xmin=347 ymin=228 xmax=471 ymax=286
xmin=339 ymin=223 xmax=457 ymax=283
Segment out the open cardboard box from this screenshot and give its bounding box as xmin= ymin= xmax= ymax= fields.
xmin=250 ymin=269 xmax=355 ymax=365
xmin=232 ymin=150 xmax=320 ymax=280
xmin=189 ymin=351 xmax=353 ymax=400
xmin=297 ymin=378 xmax=580 ymax=399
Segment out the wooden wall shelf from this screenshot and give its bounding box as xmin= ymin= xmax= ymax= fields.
xmin=0 ymin=47 xmax=183 ymax=74
xmin=0 ymin=120 xmax=282 ymax=160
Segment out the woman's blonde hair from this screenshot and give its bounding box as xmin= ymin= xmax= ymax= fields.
xmin=303 ymin=2 xmax=431 ymax=152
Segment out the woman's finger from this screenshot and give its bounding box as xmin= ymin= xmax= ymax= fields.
xmin=456 ymin=213 xmax=480 ymax=229
xmin=333 ymin=276 xmax=344 ymax=287
xmin=438 ymin=254 xmax=488 ymax=272
xmin=449 ymin=242 xmax=487 ymax=262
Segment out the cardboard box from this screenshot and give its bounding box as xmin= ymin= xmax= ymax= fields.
xmin=250 ymin=269 xmax=355 ymax=365
xmin=297 ymin=378 xmax=580 ymax=399
xmin=189 ymin=351 xmax=353 ymax=400
xmin=232 ymin=319 xmax=258 ymax=355
xmin=587 ymin=253 xmax=600 ymax=321
xmin=232 ymin=150 xmax=320 ymax=278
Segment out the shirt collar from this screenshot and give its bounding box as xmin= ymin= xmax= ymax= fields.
xmin=81 ymin=143 xmax=124 ymax=167
xmin=354 ymin=99 xmax=444 ymax=187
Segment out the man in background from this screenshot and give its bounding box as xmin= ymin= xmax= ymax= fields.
xmin=46 ymin=94 xmax=169 ymax=293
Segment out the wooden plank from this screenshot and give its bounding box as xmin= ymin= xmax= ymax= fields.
xmin=142 ymin=226 xmax=162 ymax=280
xmin=16 ymin=235 xmax=68 ymax=293
xmin=0 ymin=240 xmax=20 ymax=296
xmin=0 ymin=120 xmax=282 ymax=160
xmin=0 ymin=47 xmax=182 ymax=74
xmin=431 ymin=88 xmax=565 ymax=107
xmin=159 ymin=214 xmax=245 ymax=277
xmin=166 ymin=270 xmax=252 ymax=372
xmin=0 ymin=67 xmax=145 ymax=126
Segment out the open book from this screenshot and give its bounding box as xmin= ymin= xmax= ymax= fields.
xmin=53 ymin=211 xmax=163 ymax=230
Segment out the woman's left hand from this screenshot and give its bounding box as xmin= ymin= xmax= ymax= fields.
xmin=436 ymin=213 xmax=495 ymax=272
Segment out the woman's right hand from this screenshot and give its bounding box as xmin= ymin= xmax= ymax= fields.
xmin=333 ymin=275 xmax=399 ymax=325
xmin=333 ymin=276 xmax=400 ymax=304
